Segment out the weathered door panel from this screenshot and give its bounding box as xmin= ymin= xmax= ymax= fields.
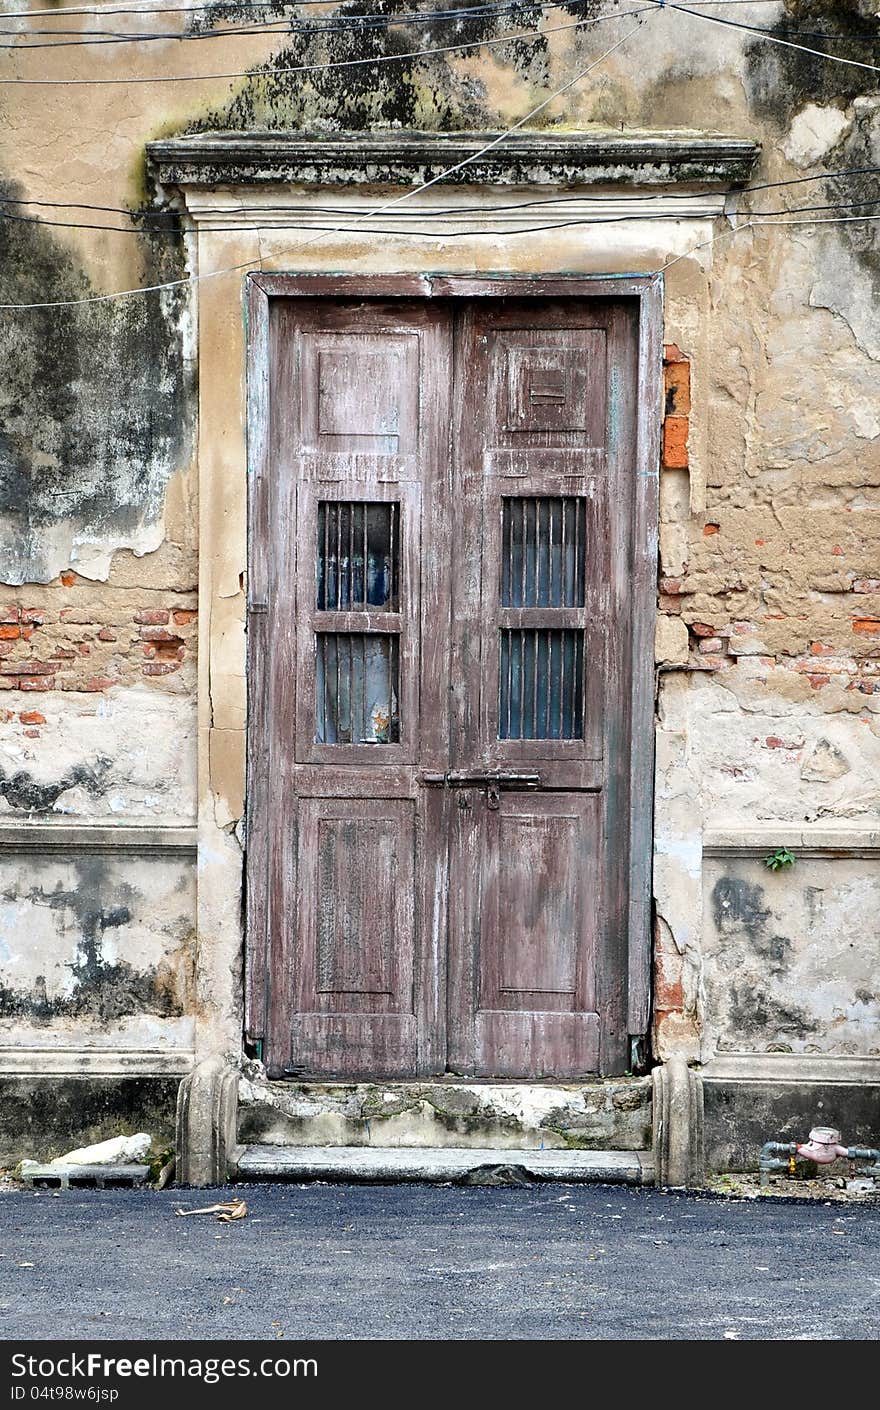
xmin=448 ymin=300 xmax=638 ymax=1076
xmin=263 ymin=299 xmax=452 ymax=1077
xmin=476 ymin=791 xmax=601 ymax=1077
xmin=258 ymin=291 xmax=640 ymax=1080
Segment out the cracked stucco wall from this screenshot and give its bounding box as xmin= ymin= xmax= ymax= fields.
xmin=0 ymin=1 xmax=878 ymax=1068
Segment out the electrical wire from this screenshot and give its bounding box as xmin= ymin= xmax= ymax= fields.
xmin=7 ymin=3 xmax=880 ymax=49
xmin=0 ymin=0 xmax=567 ymax=14
xmin=0 ymin=0 xmax=835 ymax=16
xmin=0 ymin=0 xmax=581 ymax=48
xmin=3 ymin=165 xmax=879 ymax=221
xmin=0 ymin=6 xmax=648 ymax=80
xmin=0 ymin=15 xmax=646 ymax=307
xmin=4 ymin=192 xmax=880 ymax=235
xmin=646 ymin=0 xmax=880 ymax=75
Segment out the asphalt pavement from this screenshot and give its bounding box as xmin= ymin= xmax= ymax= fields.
xmin=2 ymin=1181 xmax=878 ymax=1340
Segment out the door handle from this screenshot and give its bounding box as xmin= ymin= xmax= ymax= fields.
xmin=418 ymin=771 xmax=541 ymax=790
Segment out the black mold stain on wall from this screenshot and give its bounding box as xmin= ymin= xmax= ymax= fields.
xmin=0 ymin=858 xmax=191 ymax=1022
xmin=186 ymin=0 xmax=605 ymax=132
xmin=0 ymin=758 xmax=110 ymax=813
xmin=0 ymin=174 xmax=195 ymax=586
xmin=743 ymin=0 xmax=880 ymax=297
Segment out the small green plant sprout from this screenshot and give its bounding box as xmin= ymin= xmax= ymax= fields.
xmin=764 ymin=846 xmax=796 ymax=872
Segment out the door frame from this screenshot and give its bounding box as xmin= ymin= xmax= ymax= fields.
xmin=244 ymin=272 xmax=662 ymax=1067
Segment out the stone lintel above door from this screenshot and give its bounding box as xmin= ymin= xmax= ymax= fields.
xmin=147 ymin=128 xmax=760 ymax=192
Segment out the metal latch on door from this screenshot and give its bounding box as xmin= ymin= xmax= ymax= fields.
xmin=418 ymin=770 xmax=540 ymax=810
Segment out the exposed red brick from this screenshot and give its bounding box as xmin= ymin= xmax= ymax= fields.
xmin=0 ymin=660 xmax=55 ymax=675
xmin=19 ymin=711 xmax=46 ymax=725
xmin=663 ymin=343 xmax=688 ymax=363
xmin=0 ymin=625 xmax=19 ymax=641
xmin=662 ymin=416 xmax=689 ymax=469
xmin=59 ymin=571 xmax=77 ymax=587
xmin=691 ymin=622 xmax=715 ymax=637
xmin=659 ymin=594 xmax=682 ymax=614
xmin=664 ymin=360 xmax=691 ymax=417
xmin=807 ymin=674 xmax=831 ymax=689
xmin=140 ymin=626 xmax=178 ymax=641
xmin=0 ymin=606 xmax=19 ymax=625
xmin=703 ymin=523 xmax=720 ymax=537
xmin=19 ymin=677 xmax=54 ymax=691
xmin=832 ymin=545 xmax=844 ymax=557
xmin=654 ymin=950 xmax=685 ymax=1011
xmin=853 ymin=579 xmax=880 ymax=593
xmin=20 ymin=609 xmax=44 ymax=624
xmin=853 ymin=618 xmax=880 ymax=636
xmin=659 ymin=577 xmax=684 ymax=594
xmin=698 ymin=637 xmax=724 ymax=654
xmin=97 ymin=628 xmax=117 ymax=642
xmin=172 ymin=609 xmax=197 ymax=626
xmin=49 ymin=649 xmax=77 ymax=661
xmin=81 ymin=676 xmax=119 ymax=692
xmin=134 ymin=609 xmax=170 ymax=626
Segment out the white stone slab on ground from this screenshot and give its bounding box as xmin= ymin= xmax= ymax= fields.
xmin=236 ymin=1144 xmax=653 ymax=1184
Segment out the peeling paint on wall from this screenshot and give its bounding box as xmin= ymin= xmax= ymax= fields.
xmin=0 ymin=173 xmax=195 ymax=586
xmin=0 ymin=854 xmax=195 ymax=1040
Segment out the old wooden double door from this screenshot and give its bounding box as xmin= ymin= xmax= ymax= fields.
xmin=256 ymin=292 xmax=641 ymax=1080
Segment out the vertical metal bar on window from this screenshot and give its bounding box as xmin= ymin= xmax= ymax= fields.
xmin=573 ymin=499 xmax=581 ymax=609
xmin=392 ymin=634 xmax=399 ymax=742
xmin=506 ymin=629 xmax=513 ymax=739
xmin=560 ymin=625 xmax=568 ymax=735
xmin=532 ymin=499 xmax=538 ymax=607
xmin=530 ymin=628 xmax=538 ymax=740
xmin=322 ymin=505 xmax=329 ymax=610
xmin=390 ymin=502 xmax=397 ymax=609
xmin=334 ymin=504 xmax=341 ymax=610
xmin=361 ymin=503 xmax=368 ymax=611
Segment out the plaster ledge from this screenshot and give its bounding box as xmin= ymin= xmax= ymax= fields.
xmin=0 ymin=823 xmax=197 ymax=855
xmin=0 ymin=1048 xmax=195 ymax=1077
xmin=702 ymin=1053 xmax=880 ymax=1084
xmin=703 ymin=823 xmax=880 ymax=858
xmin=147 ymin=129 xmax=760 ymax=190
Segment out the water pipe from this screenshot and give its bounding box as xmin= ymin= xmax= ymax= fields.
xmin=759 ymin=1127 xmax=880 ymax=1187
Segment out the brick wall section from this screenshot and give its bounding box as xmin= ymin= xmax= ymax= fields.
xmin=662 ymin=342 xmax=690 ymax=469
xmin=653 ymin=340 xmax=879 ymax=1056
xmin=0 ymin=574 xmax=196 ymax=695
xmin=657 ymin=344 xmax=880 ymax=696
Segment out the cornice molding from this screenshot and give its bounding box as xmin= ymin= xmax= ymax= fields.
xmin=147 ymin=129 xmax=761 ymax=190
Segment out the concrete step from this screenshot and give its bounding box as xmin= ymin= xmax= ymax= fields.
xmin=235 ymin=1144 xmax=653 ymax=1185
xmin=237 ymin=1076 xmax=653 ymax=1153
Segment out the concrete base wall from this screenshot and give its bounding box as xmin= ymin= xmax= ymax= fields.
xmin=237 ymin=1077 xmax=654 ymax=1152
xmin=704 ymin=1080 xmax=880 ymax=1173
xmin=0 ymin=1076 xmax=179 ymax=1167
